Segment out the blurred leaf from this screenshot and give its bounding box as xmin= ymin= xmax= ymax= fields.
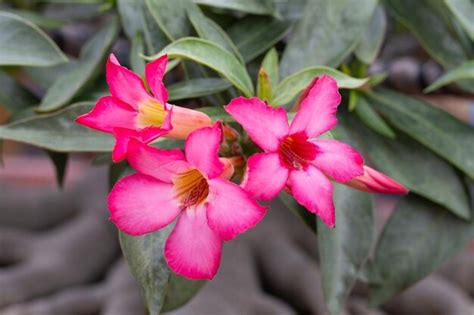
xmin=318 ymin=184 xmax=374 ymax=315
xmin=368 ymin=88 xmax=474 ymax=178
xmin=275 ymin=0 xmax=307 ymax=21
xmin=186 ymin=2 xmax=243 ymax=63
xmin=4 ymin=9 xmax=65 ymax=29
xmin=145 ymin=0 xmax=191 ymax=41
xmin=130 ymin=33 xmax=146 ymax=75
xmin=227 ymin=16 xmax=290 ymax=62
xmin=261 ymin=47 xmax=279 ymax=86
xmin=273 ymin=66 xmax=368 ymax=105
xmin=151 ymin=37 xmax=254 ymax=97
xmin=46 ymin=150 xmax=68 ymax=187
xmin=0 ymin=12 xmax=67 ymax=67
xmin=0 ymin=70 xmax=37 ymax=114
xmin=280 ymin=0 xmax=377 ymax=76
xmin=257 ymin=68 xmax=272 ymax=103
xmin=167 ymin=78 xmax=231 ymax=101
xmin=368 ymin=195 xmax=474 ymax=305
xmin=162 ymin=274 xmax=205 ymax=312
xmin=197 ymin=106 xmax=233 ymax=122
xmin=348 ymin=89 xmax=358 ymax=111
xmin=37 ymin=18 xmax=119 ymax=112
xmin=445 ymin=0 xmax=474 ymax=40
xmin=193 ymin=0 xmax=276 ymax=15
xmin=0 ymin=102 xmax=114 ymax=152
xmin=354 ymin=95 xmax=396 ymax=139
xmin=278 ymin=191 xmax=316 ymax=232
xmin=354 ymin=5 xmax=387 ymax=64
xmin=424 ymin=60 xmax=474 ymax=93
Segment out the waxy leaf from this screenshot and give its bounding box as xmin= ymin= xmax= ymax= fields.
xmin=368 ymin=195 xmax=474 ymax=305
xmin=37 ymin=19 xmax=119 ymax=112
xmin=5 ymin=9 xmax=64 ymax=29
xmin=273 ymin=66 xmax=368 ymax=105
xmin=145 ymin=0 xmax=191 ymax=41
xmin=354 ymin=5 xmax=387 ymax=64
xmin=0 ymin=102 xmax=114 ymax=152
xmin=0 ymin=12 xmax=67 ymax=67
xmin=354 ymin=95 xmax=395 ymax=139
xmin=167 ymin=78 xmax=232 ymax=101
xmin=0 ymin=70 xmax=37 ymax=114
xmin=280 ymin=0 xmax=377 ymax=76
xmin=193 ymin=0 xmax=276 ymax=15
xmin=318 ymin=184 xmax=374 ymax=315
xmin=151 ymin=37 xmax=254 ymax=97
xmin=368 ymin=88 xmax=474 ymax=178
xmin=130 ymin=33 xmax=146 ymax=75
xmin=424 ymin=60 xmax=474 ymax=93
xmin=261 ymin=47 xmax=279 ymax=86
xmin=445 ymin=0 xmax=474 ymax=41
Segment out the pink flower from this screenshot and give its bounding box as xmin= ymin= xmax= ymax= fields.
xmin=108 ymin=123 xmax=266 ymax=280
xmin=225 ymin=75 xmax=364 ymax=227
xmin=346 ymin=166 xmax=408 ymax=194
xmin=76 ymin=54 xmax=212 ymax=162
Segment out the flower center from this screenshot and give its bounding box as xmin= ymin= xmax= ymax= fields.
xmin=136 ymin=99 xmax=166 ymax=128
xmin=173 ymin=168 xmax=209 ymax=209
xmin=278 ymin=134 xmax=318 ymax=170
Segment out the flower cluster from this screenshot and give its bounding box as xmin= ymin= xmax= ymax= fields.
xmin=77 ymin=55 xmax=407 ymax=280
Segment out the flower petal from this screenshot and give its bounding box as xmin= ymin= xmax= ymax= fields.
xmin=75 ymin=96 xmax=136 ymax=133
xmin=145 ymin=55 xmax=168 ymax=104
xmin=289 ymin=75 xmax=341 ymax=138
xmin=287 ymin=166 xmax=335 ymax=227
xmin=206 ymin=178 xmax=267 ymax=241
xmin=242 ymin=152 xmax=289 ymax=201
xmin=106 ymin=54 xmax=151 ymax=108
xmin=311 ymin=139 xmax=364 ymax=183
xmin=184 ymin=122 xmax=224 ymax=179
xmin=346 ymin=166 xmax=409 ymax=194
xmin=127 ymin=138 xmax=189 ymax=183
xmin=225 ymin=97 xmax=289 ymax=151
xmin=165 ymin=206 xmax=222 ymax=280
xmin=108 ymin=174 xmax=181 ymax=236
xmin=112 ymin=128 xmax=138 ymax=162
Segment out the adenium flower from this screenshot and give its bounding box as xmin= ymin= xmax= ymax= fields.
xmin=108 ymin=123 xmax=266 ymax=279
xmin=347 ymin=165 xmax=408 ymax=194
xmin=225 ymin=75 xmax=364 ymax=227
xmin=76 ymin=54 xmax=212 ymax=162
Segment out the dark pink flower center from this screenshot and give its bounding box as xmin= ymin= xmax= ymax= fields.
xmin=278 ymin=133 xmax=318 ymax=170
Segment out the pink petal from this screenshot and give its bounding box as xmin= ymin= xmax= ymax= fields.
xmin=346 ymin=166 xmax=409 ymax=194
xmin=225 ymin=97 xmax=289 ymax=151
xmin=106 ymin=54 xmax=151 ymax=109
xmin=145 ymin=55 xmax=168 ymax=104
xmin=75 ymin=96 xmax=137 ymax=133
xmin=289 ymin=75 xmax=341 ymax=138
xmin=112 ymin=128 xmax=138 ymax=162
xmin=287 ymin=166 xmax=335 ymax=227
xmin=206 ymin=178 xmax=267 ymax=241
xmin=127 ymin=139 xmax=189 ymax=183
xmin=311 ymin=139 xmax=364 ymax=183
xmin=165 ymin=206 xmax=222 ymax=280
xmin=242 ymin=152 xmax=289 ymax=201
xmin=108 ymin=174 xmax=181 ymax=236
xmin=184 ymin=122 xmax=224 ymax=179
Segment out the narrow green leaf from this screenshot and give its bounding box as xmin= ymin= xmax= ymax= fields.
xmin=145 ymin=0 xmax=191 ymax=41
xmin=46 ymin=150 xmax=68 ymax=187
xmin=0 ymin=70 xmax=37 ymax=114
xmin=186 ymin=2 xmax=244 ymax=63
xmin=318 ymin=184 xmax=374 ymax=315
xmin=424 ymin=60 xmax=474 ymax=93
xmin=0 ymin=102 xmax=114 ymax=152
xmin=354 ymin=5 xmax=387 ymax=64
xmin=150 ymin=37 xmax=254 ymax=97
xmin=196 ymin=106 xmax=233 ymax=122
xmin=130 ymin=32 xmax=146 ymax=75
xmin=273 ymin=66 xmax=368 ymax=105
xmin=348 ymin=90 xmax=359 ymax=111
xmin=193 ymin=0 xmax=276 ymax=15
xmin=5 ymin=9 xmax=65 ymax=29
xmin=257 ymin=68 xmax=273 ymax=103
xmin=445 ymin=0 xmax=474 ymax=40
xmin=261 ymin=47 xmax=279 ymax=86
xmin=368 ymin=88 xmax=474 ymax=178
xmin=354 ymin=95 xmax=396 ymax=139
xmin=162 ymin=274 xmax=205 ymax=312
xmin=37 ymin=18 xmax=119 ymax=112
xmin=368 ymin=195 xmax=474 ymax=305
xmin=280 ymin=0 xmax=377 ymax=76
xmin=278 ymin=192 xmax=316 ymax=233
xmin=0 ymin=12 xmax=67 ymax=67
xmin=167 ymin=78 xmax=232 ymax=101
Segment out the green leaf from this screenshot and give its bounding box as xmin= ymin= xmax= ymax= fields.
xmin=345 ymin=115 xmax=471 ymax=220
xmin=0 ymin=12 xmax=67 ymax=67
xmin=193 ymin=0 xmax=276 ymax=15
xmin=445 ymin=0 xmax=474 ymax=40
xmin=186 ymin=2 xmax=244 ymax=63
xmin=162 ymin=274 xmax=205 ymax=312
xmin=226 ymin=16 xmax=290 ymax=62
xmin=130 ymin=32 xmax=146 ymax=75
xmin=150 ymin=37 xmax=254 ymax=97
xmin=278 ymin=191 xmax=316 ymax=233
xmin=348 ymin=89 xmax=359 ymax=111
xmin=257 ymin=68 xmax=273 ymax=103
xmin=145 ymin=0 xmax=191 ymax=41
xmin=368 ymin=88 xmax=474 ymax=178
xmin=167 ymin=78 xmax=232 ymax=101
xmin=261 ymin=47 xmax=279 ymax=86
xmin=0 ymin=102 xmax=114 ymax=152
xmin=4 ymin=9 xmax=65 ymax=29
xmin=424 ymin=60 xmax=474 ymax=93
xmin=280 ymin=0 xmax=377 ymax=76
xmin=197 ymin=106 xmax=234 ymax=122
xmin=368 ymin=195 xmax=474 ymax=305
xmin=354 ymin=95 xmax=396 ymax=139
xmin=354 ymin=5 xmax=387 ymax=64
xmin=46 ymin=150 xmax=68 ymax=187
xmin=0 ymin=70 xmax=37 ymax=114
xmin=273 ymin=66 xmax=368 ymax=105
xmin=318 ymin=184 xmax=374 ymax=315
xmin=37 ymin=18 xmax=119 ymax=112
